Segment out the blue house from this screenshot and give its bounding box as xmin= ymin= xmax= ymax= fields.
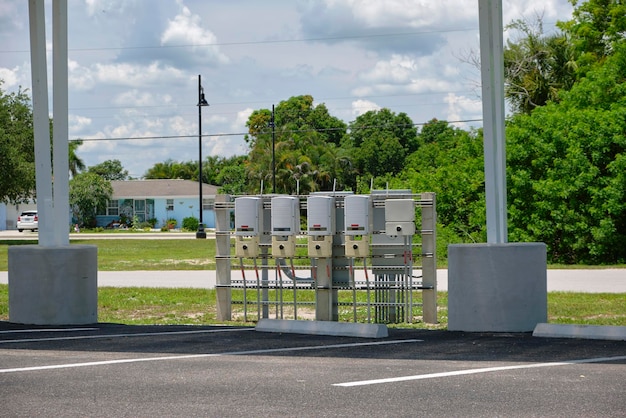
xmin=96 ymin=179 xmax=220 ymax=229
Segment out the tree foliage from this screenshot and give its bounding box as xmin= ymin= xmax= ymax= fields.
xmin=245 ymin=95 xmax=348 ymax=194
xmin=69 ymin=172 xmax=113 ymax=227
xmin=347 ymin=109 xmax=419 ymax=179
xmin=87 ymin=159 xmax=129 ymax=181
xmin=68 ymin=140 xmax=86 ymax=177
xmin=0 ymin=84 xmax=35 ymax=203
xmin=507 ymin=44 xmax=626 ymax=264
xmin=559 ymin=0 xmax=626 ymax=70
xmin=504 ymin=18 xmax=577 ymax=114
xmin=393 ymin=119 xmax=486 ymax=243
xmin=144 ymin=159 xmax=197 ymax=180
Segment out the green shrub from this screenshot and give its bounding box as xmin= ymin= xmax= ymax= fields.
xmin=165 ymin=218 xmax=177 ymax=229
xmin=182 ymin=216 xmax=199 ymax=231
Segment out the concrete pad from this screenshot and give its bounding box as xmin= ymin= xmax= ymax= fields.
xmin=533 ymin=323 xmax=626 ymax=341
xmin=256 ymin=319 xmax=388 ymax=338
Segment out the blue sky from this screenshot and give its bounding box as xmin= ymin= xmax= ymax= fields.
xmin=0 ymin=0 xmax=573 ymax=178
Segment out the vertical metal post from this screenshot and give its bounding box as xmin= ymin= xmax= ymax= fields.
xmin=479 ymin=0 xmax=507 ymax=243
xmin=270 ymin=104 xmax=276 ymax=194
xmin=52 ymin=0 xmax=69 ymax=246
xmin=196 ymin=75 xmax=208 ymax=239
xmin=28 ymin=0 xmax=54 ymax=247
xmin=198 ymin=75 xmax=203 ymax=234
xmin=421 ymin=192 xmax=437 ymax=324
xmin=215 ymin=194 xmax=232 ymax=321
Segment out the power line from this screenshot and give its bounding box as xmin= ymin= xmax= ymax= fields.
xmin=0 ymin=28 xmax=479 ymax=54
xmin=69 ymin=118 xmax=483 ymax=142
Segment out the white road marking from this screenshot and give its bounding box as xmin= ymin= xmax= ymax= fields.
xmin=0 ymin=327 xmax=253 ymax=344
xmin=0 ymin=328 xmax=99 ymax=334
xmin=0 ymin=339 xmax=422 ymax=374
xmin=333 ymin=355 xmax=626 ymax=387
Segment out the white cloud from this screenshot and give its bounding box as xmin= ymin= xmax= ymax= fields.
xmin=68 ymin=60 xmax=96 ymax=91
xmin=444 ymin=93 xmax=482 ymax=125
xmin=359 ymin=54 xmax=417 ymax=84
xmin=0 ymin=66 xmax=20 ymax=88
xmin=351 ymin=99 xmax=381 ymax=117
xmin=160 ymin=2 xmax=229 ymax=66
xmin=0 ymin=0 xmax=575 ymax=178
xmin=94 ymin=62 xmax=186 ymax=87
xmin=233 ymin=108 xmax=253 ymax=132
xmin=69 ymin=115 xmax=92 ymax=134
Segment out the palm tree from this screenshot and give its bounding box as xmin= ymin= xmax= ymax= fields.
xmin=504 ymin=18 xmax=577 ymax=114
xmin=68 ymin=139 xmax=85 ymax=177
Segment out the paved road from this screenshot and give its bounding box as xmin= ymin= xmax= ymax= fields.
xmin=0 ymin=268 xmax=625 ymax=292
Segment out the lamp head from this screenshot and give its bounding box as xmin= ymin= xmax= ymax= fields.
xmin=198 ymin=87 xmax=209 ymax=107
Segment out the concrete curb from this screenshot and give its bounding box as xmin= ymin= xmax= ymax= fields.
xmin=533 ymin=323 xmax=626 ymax=341
xmin=255 ymin=319 xmax=388 ymax=338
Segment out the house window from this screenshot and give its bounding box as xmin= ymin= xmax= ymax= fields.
xmin=166 ymin=199 xmax=174 ymax=211
xmin=202 ymin=198 xmax=214 ymax=210
xmin=107 ymin=200 xmax=119 ymax=216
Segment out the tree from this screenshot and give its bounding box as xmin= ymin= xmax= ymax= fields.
xmin=346 ymin=109 xmax=418 ymax=179
xmin=504 ymin=18 xmax=577 ymax=114
xmin=144 ymin=159 xmax=196 ymax=180
xmin=393 ymin=120 xmax=486 ymax=242
xmin=87 ymin=159 xmax=128 ymax=181
xmin=68 ymin=140 xmax=86 ymax=177
xmin=245 ymin=95 xmax=348 ymax=194
xmin=559 ymin=0 xmax=626 ymax=71
xmin=507 ymin=44 xmax=626 ymax=264
xmin=0 ymin=84 xmax=35 ymax=203
xmin=69 ymin=172 xmax=113 ymax=227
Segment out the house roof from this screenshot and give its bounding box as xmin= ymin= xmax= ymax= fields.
xmin=111 ymin=179 xmax=219 ymax=199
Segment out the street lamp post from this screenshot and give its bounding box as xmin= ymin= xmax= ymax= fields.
xmin=196 ymin=74 xmax=209 ymax=239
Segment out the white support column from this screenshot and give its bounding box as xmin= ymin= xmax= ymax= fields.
xmin=478 ymin=0 xmax=507 ymax=243
xmin=52 ymin=0 xmax=70 ymax=245
xmin=28 ymin=0 xmax=54 ymax=247
xmin=11 ymin=0 xmax=98 ymax=325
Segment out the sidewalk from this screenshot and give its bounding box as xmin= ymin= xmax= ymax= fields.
xmin=1 ymin=269 xmax=624 ymax=292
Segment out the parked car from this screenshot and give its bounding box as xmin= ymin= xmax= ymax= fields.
xmin=17 ymin=210 xmax=38 ymax=232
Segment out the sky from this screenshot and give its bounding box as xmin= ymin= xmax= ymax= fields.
xmin=0 ymin=0 xmax=574 ymax=178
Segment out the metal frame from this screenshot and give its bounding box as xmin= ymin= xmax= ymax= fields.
xmin=215 ymin=192 xmax=437 ymax=325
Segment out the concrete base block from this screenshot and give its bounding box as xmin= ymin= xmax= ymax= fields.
xmin=256 ymin=319 xmax=388 ymax=338
xmin=9 ymin=245 xmax=98 ymax=325
xmin=448 ymin=243 xmax=547 ymax=332
xmin=533 ymin=323 xmax=626 ymax=341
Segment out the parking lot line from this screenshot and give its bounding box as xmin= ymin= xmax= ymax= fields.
xmin=333 ymin=354 xmax=626 ymax=387
xmin=0 ymin=338 xmax=422 ymax=374
xmin=0 ymin=327 xmax=253 ymax=344
xmin=0 ymin=328 xmax=99 ymax=334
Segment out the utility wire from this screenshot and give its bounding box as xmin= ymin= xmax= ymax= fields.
xmin=69 ymin=118 xmax=483 ymax=142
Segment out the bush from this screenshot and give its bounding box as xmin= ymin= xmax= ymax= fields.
xmin=182 ymin=216 xmax=199 ymax=232
xmin=165 ymin=218 xmax=177 ymax=229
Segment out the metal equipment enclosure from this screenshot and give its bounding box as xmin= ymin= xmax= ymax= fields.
xmin=214 ymin=192 xmax=437 ymax=324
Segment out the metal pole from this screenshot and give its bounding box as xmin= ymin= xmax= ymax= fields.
xmin=196 ymin=74 xmax=207 ymax=239
xmin=28 ymin=0 xmax=54 ymax=247
xmin=198 ymin=75 xmax=203 ymax=225
xmin=479 ymin=0 xmax=507 ymax=243
xmin=52 ymin=0 xmax=69 ymax=246
xmin=271 ymin=104 xmax=276 ymax=194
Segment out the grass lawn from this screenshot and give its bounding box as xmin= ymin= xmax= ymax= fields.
xmin=0 ymin=286 xmax=624 ymax=328
xmin=0 ymin=239 xmax=216 ymax=271
xmin=1 ymin=238 xmax=624 ymax=328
